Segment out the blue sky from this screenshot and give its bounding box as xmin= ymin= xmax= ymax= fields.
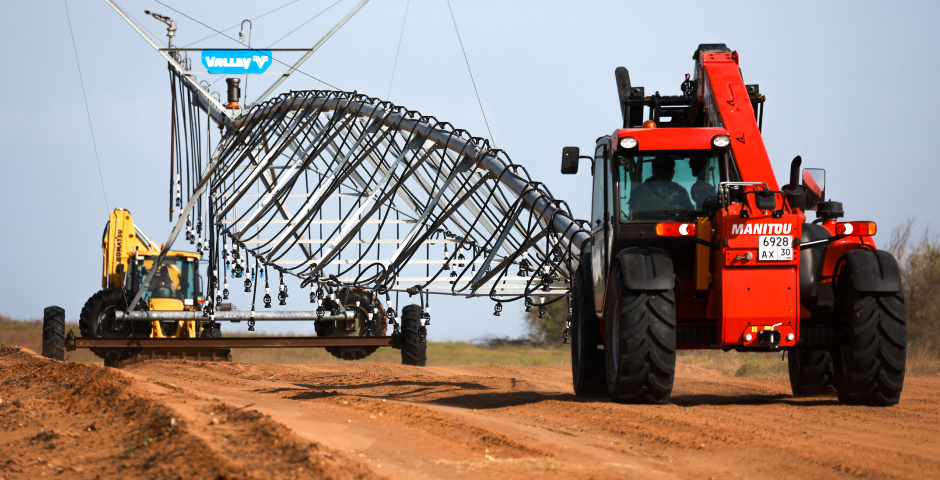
xmin=1 ymin=0 xmax=938 ymax=341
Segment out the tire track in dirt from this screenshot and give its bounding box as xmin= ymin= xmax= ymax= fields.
xmin=122 ymin=360 xmax=940 ymax=479
xmin=4 ymin=346 xmax=939 ymax=479
xmin=0 ymin=346 xmax=377 ymax=480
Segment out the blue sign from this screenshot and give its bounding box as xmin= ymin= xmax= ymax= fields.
xmin=201 ymin=50 xmax=272 ymax=74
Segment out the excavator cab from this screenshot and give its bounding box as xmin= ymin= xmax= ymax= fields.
xmin=129 ymin=254 xmax=202 ymax=311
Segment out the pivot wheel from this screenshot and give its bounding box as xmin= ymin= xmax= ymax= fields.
xmin=832 ymin=266 xmax=906 ymax=405
xmin=605 ymin=265 xmax=676 ymax=404
xmin=400 ymin=304 xmax=427 ymax=366
xmin=200 ymin=322 xmax=223 ymax=338
xmin=570 ymin=265 xmax=607 ymax=397
xmin=42 ymin=306 xmax=66 ymax=361
xmin=788 ymin=349 xmax=835 ymax=396
xmin=315 ymin=287 xmax=388 ymax=360
xmin=79 ymin=288 xmax=151 ymax=362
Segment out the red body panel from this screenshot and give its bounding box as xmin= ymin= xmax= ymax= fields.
xmin=712 ymin=201 xmax=803 ymax=347
xmin=613 ymin=127 xmax=728 ymax=151
xmin=816 ymin=219 xmax=878 ymax=281
xmin=718 ymin=268 xmax=798 ymax=346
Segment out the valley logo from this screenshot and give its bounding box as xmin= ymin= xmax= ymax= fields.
xmin=201 ymin=50 xmax=273 ymax=74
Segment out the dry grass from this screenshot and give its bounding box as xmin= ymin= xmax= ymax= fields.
xmin=678 ymin=349 xmax=790 ymax=378
xmin=0 ymin=315 xmax=102 ymax=362
xmin=908 ymin=342 xmax=940 ymax=375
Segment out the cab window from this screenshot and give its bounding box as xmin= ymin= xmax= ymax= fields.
xmin=619 ymin=152 xmax=720 ymax=221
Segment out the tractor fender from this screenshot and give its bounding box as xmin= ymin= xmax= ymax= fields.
xmin=613 ymin=247 xmax=675 ymax=291
xmin=839 ymin=249 xmax=903 ymax=293
xmin=799 ymin=223 xmax=830 ymax=301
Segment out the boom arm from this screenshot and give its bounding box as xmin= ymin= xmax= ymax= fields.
xmin=102 ymin=208 xmax=159 ymax=288
xmin=693 ymin=45 xmax=778 ymax=190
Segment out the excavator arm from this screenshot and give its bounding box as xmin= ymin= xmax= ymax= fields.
xmin=101 ymin=208 xmax=159 ymax=289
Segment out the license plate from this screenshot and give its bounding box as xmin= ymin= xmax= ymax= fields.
xmin=758 ymin=235 xmax=793 ymax=261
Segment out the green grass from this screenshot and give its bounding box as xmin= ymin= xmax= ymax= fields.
xmin=0 ymin=315 xmax=569 ymax=366
xmin=230 ymin=341 xmax=569 ymax=366
xmin=5 ymin=315 xmax=937 ymax=374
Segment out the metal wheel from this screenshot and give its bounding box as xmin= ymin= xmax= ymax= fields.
xmin=315 ymin=287 xmax=388 ymax=360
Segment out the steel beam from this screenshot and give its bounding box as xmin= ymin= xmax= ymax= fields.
xmin=115 ymin=310 xmax=355 ymax=322
xmin=70 ymin=336 xmax=396 ymax=350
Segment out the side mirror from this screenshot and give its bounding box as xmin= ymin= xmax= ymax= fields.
xmin=802 ymin=168 xmax=826 ymax=210
xmin=561 ymin=146 xmax=580 ymax=174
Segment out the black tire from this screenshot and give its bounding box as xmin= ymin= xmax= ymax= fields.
xmin=159 ymin=321 xmax=179 ymax=337
xmin=400 ymin=304 xmax=427 ymax=366
xmin=79 ymin=288 xmax=151 ymax=362
xmin=605 ymin=264 xmax=677 ymax=404
xmin=42 ymin=306 xmax=66 ymax=361
xmin=200 ymin=323 xmax=223 ymax=338
xmin=570 ymin=265 xmax=607 ymax=397
xmin=315 ymin=287 xmax=388 ymax=360
xmin=788 ymin=349 xmax=834 ymax=396
xmin=833 ymin=269 xmax=906 ymax=405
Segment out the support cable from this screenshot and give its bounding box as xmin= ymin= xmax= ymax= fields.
xmin=268 ymin=0 xmax=344 ymax=47
xmin=445 ymin=0 xmax=495 ymax=146
xmin=64 ymin=0 xmax=109 ymax=214
xmin=387 ymin=0 xmax=411 ymax=99
xmin=183 ymin=0 xmax=305 ymax=48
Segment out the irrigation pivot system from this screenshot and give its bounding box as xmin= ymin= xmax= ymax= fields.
xmin=54 ymin=1 xmax=589 ymax=364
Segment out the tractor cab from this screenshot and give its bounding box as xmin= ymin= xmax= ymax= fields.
xmin=618 ymin=150 xmax=722 ymax=222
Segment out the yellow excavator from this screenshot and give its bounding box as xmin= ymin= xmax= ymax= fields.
xmin=79 ymin=208 xmax=219 ymax=362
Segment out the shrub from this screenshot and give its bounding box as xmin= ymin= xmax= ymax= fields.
xmin=523 ymin=295 xmax=569 ymax=345
xmin=888 ymin=220 xmax=940 ymax=355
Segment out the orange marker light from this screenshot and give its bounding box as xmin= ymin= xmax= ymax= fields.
xmin=656 ymin=222 xmax=696 ymax=236
xmin=836 ymin=222 xmax=876 ymax=236
xmin=642 ymin=120 xmax=657 ymax=128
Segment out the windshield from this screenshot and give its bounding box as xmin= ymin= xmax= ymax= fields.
xmin=134 ymin=256 xmax=199 ymax=303
xmin=619 ymin=151 xmax=720 ymax=221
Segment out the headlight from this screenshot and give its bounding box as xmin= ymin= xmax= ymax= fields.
xmin=712 ymin=135 xmax=731 ymax=148
xmin=619 ymin=137 xmax=638 ymax=149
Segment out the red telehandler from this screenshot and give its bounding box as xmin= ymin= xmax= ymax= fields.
xmin=561 ymin=44 xmax=905 ymax=405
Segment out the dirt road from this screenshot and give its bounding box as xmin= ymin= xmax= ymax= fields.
xmin=2 ymin=346 xmax=939 ymax=479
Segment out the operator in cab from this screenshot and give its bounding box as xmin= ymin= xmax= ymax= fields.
xmin=150 ymin=267 xmax=176 ymax=299
xmin=629 ymin=157 xmax=693 ymax=217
